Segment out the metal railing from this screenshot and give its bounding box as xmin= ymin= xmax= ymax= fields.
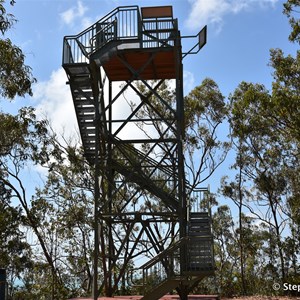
xmin=141 ymin=19 xmax=178 ymax=48
xmin=62 ymin=5 xmax=179 ymax=65
xmin=63 ymin=5 xmax=139 ymax=64
xmin=111 ymin=141 xmax=178 ymax=207
xmin=140 ymin=237 xmax=183 ymax=293
xmin=188 ymin=187 xmax=211 ymax=215
xmin=138 ymin=234 xmax=214 ymax=293
xmin=110 ymin=139 xmax=211 ymax=212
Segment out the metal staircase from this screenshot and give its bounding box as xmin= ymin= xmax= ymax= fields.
xmin=111 ymin=140 xmax=179 ymax=210
xmin=63 ymin=5 xmax=212 ymax=300
xmin=135 ymin=212 xmax=214 ymax=300
xmin=187 ymin=213 xmax=214 ymax=275
xmin=64 ymin=63 xmax=97 ymax=159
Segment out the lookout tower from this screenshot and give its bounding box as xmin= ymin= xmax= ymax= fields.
xmin=63 ymin=6 xmax=213 ymax=300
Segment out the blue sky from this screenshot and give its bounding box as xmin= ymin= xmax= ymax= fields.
xmin=2 ymin=0 xmax=298 ymax=195
xmin=4 ymin=0 xmax=297 ymax=129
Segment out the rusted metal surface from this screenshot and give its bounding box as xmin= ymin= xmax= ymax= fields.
xmin=141 ymin=6 xmax=173 ymax=19
xmin=102 ymin=49 xmax=176 ymax=81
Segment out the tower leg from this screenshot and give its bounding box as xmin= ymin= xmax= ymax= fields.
xmin=179 ymin=284 xmax=189 ymax=300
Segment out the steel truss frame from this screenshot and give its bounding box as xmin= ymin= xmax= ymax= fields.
xmin=63 ymin=6 xmax=212 ymax=300
xmin=92 ymin=38 xmax=187 ymax=297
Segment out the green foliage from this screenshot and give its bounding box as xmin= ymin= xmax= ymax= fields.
xmin=283 ymin=0 xmax=300 ymax=43
xmin=184 ymin=78 xmax=230 ymax=186
xmin=269 ymin=48 xmax=300 ymax=141
xmin=185 ymin=78 xmax=227 ymax=127
xmin=0 ymin=0 xmax=16 ymax=35
xmin=0 ymin=0 xmax=299 ymax=298
xmin=210 ymin=1 xmax=300 ymax=296
xmin=0 ymin=107 xmax=96 ymax=298
xmin=0 ymin=188 xmax=32 ymax=286
xmin=0 ymin=39 xmax=36 ymax=98
xmin=0 ymin=107 xmax=49 ymax=160
xmin=0 ymin=0 xmax=36 ymax=99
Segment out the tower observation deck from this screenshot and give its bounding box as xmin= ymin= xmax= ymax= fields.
xmin=63 ymin=5 xmax=213 ymax=300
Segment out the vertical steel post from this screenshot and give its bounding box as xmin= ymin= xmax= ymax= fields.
xmin=107 ymin=79 xmax=113 ymax=297
xmin=93 ymin=80 xmax=101 ymax=300
xmin=93 ymin=155 xmax=100 ymax=300
xmin=0 ymin=269 xmax=6 ymax=300
xmin=174 ymin=20 xmax=188 ymax=300
xmin=93 ymin=172 xmax=100 ymax=300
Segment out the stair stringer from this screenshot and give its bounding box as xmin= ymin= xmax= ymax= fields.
xmin=63 ymin=63 xmax=97 ymax=160
xmin=140 ymin=275 xmax=210 ymax=300
xmin=140 ymin=278 xmax=182 ymax=300
xmin=110 ymin=157 xmax=178 ymax=210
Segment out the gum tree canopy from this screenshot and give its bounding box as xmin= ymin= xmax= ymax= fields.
xmin=0 ymin=0 xmax=36 ymax=99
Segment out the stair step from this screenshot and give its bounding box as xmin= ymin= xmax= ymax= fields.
xmin=190 ymin=220 xmax=210 ymax=225
xmin=78 ymin=115 xmax=95 ymax=120
xmin=74 ymin=100 xmax=95 ymax=106
xmin=82 ymin=136 xmax=96 ymax=141
xmin=81 ymin=127 xmax=96 ymax=132
xmin=72 ymin=77 xmax=91 ymax=88
xmin=74 ymin=93 xmax=94 ymax=100
xmin=82 ymin=137 xmax=95 ymax=142
xmin=189 ymin=212 xmax=211 ymax=238
xmin=76 ymin=107 xmax=95 ymax=113
xmin=189 ymin=222 xmax=210 ymax=226
xmin=189 ymin=225 xmax=210 ymax=229
xmin=79 ymin=119 xmax=95 ymax=124
xmin=78 ymin=114 xmax=95 ymax=120
xmin=75 ymin=103 xmax=94 ymax=107
xmin=80 ymin=128 xmax=95 ymax=134
xmin=82 ymin=135 xmax=96 ymax=140
xmin=63 ymin=63 xmax=90 ymax=76
xmin=188 ymin=233 xmax=211 ymax=237
xmin=190 ymin=212 xmax=209 ymax=218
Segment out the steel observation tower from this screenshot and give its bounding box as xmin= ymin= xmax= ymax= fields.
xmin=63 ymin=6 xmax=214 ymax=300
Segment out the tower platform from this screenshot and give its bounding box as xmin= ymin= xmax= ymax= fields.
xmin=63 ymin=5 xmax=180 ymax=82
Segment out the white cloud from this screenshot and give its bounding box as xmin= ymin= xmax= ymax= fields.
xmin=32 ymin=70 xmax=155 ymax=146
xmin=33 ymin=68 xmax=78 ymax=139
xmin=60 ymin=0 xmax=88 ymax=26
xmin=183 ymin=71 xmax=195 ymax=95
xmin=186 ymin=0 xmax=279 ymax=32
xmin=31 ymin=70 xmax=190 ymax=154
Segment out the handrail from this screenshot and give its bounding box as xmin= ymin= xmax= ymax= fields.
xmin=140 ymin=237 xmax=186 ymax=270
xmin=62 ymin=5 xmax=179 ymax=65
xmin=140 ymin=237 xmax=185 ymax=292
xmin=111 ymin=138 xmax=207 ymax=193
xmin=111 ymin=137 xmax=210 ymax=213
xmin=63 ymin=6 xmax=139 ymax=64
xmin=139 ymin=233 xmax=214 ymax=281
xmin=89 ymin=20 xmax=117 ymax=56
xmin=69 ymin=5 xmax=139 ymax=40
xmin=138 ymin=232 xmax=214 ymax=292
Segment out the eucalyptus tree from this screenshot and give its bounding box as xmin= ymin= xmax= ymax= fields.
xmin=284 ymin=0 xmax=300 ymax=44
xmin=0 ymin=181 xmax=32 ymax=297
xmin=184 ymin=78 xmax=230 ymax=189
xmin=134 ymin=78 xmax=230 ymax=190
xmin=226 ymin=0 xmax=300 ymax=284
xmin=0 ymin=108 xmax=72 ymax=298
xmin=0 ymin=0 xmax=36 ymax=99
